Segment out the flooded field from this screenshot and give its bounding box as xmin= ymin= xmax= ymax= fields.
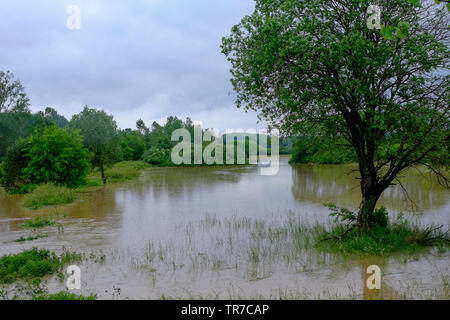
xmin=0 ymin=157 xmax=449 ymax=299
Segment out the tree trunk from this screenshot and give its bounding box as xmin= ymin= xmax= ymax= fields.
xmin=357 ymin=163 xmax=382 ymax=232
xmin=100 ymin=164 xmax=107 ymax=185
xmin=357 ymin=193 xmax=379 ymax=232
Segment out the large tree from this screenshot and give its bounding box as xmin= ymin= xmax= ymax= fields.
xmin=222 ymin=0 xmax=449 ymax=231
xmin=70 ymin=106 xmax=122 ymax=184
xmin=0 ymin=71 xmax=30 ymax=113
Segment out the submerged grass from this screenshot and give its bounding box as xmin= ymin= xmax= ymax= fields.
xmin=0 ymin=247 xmax=82 ymax=284
xmin=104 ymin=161 xmax=150 ymax=183
xmin=22 ymin=184 xmax=76 ymax=210
xmin=14 ymin=234 xmax=48 ymax=242
xmin=76 ymin=161 xmax=150 ymax=192
xmin=32 ymin=291 xmax=97 ymax=300
xmin=316 ymin=220 xmax=450 ymax=256
xmin=19 ymin=217 xmax=55 ymax=229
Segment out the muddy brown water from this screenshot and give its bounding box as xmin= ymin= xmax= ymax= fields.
xmin=0 ymin=157 xmax=448 ymax=299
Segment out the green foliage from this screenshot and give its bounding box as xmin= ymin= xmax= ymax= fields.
xmin=22 ymin=126 xmax=90 ymax=188
xmin=120 ymin=130 xmax=145 ymax=161
xmin=325 ymin=204 xmax=389 ymax=229
xmin=103 ymin=161 xmax=149 ymax=183
xmin=290 ymin=135 xmax=356 ymax=164
xmin=142 ymin=147 xmax=171 ymax=165
xmin=0 ymin=111 xmax=54 ymax=161
xmin=0 ymin=71 xmax=30 ymax=113
xmin=0 ymin=248 xmax=81 ymax=284
xmin=70 ymin=106 xmax=122 ymax=183
xmin=0 ymin=139 xmax=32 ymax=193
xmin=22 ymin=184 xmax=77 ymax=210
xmin=32 ymin=291 xmax=97 ymax=300
xmin=41 ymin=107 xmax=69 ymax=128
xmin=317 ymin=219 xmax=449 ymax=256
xmin=279 ymin=136 xmax=293 ymax=155
xmin=19 ymin=217 xmax=56 ymax=229
xmin=140 ymin=116 xmax=192 ymax=166
xmin=14 ymin=235 xmax=47 ymax=243
xmin=222 ymin=0 xmax=449 ymax=229
xmin=325 ymin=203 xmax=357 ymax=224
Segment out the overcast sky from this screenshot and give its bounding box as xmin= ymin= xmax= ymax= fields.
xmin=0 ymin=0 xmax=264 ymax=131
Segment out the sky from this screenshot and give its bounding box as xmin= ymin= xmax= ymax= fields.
xmin=0 ymin=0 xmax=264 ymax=132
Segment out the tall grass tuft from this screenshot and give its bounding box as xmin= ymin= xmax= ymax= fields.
xmin=104 ymin=161 xmax=149 ymax=183
xmin=22 ymin=184 xmax=76 ymax=210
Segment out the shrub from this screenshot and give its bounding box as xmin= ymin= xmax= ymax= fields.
xmin=22 ymin=184 xmax=76 ymax=210
xmin=0 ymin=139 xmax=32 ymax=193
xmin=0 ymin=248 xmax=81 ymax=284
xmin=104 ymin=161 xmax=148 ymax=183
xmin=32 ymin=291 xmax=97 ymax=300
xmin=23 ymin=126 xmax=90 ymax=188
xmin=325 ymin=203 xmax=389 ymax=230
xmin=290 ymin=135 xmax=356 ymax=164
xmin=120 ymin=132 xmax=145 ymax=161
xmin=142 ymin=148 xmax=170 ymax=165
xmin=19 ymin=217 xmax=55 ymax=229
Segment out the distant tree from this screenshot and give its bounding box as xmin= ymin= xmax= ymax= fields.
xmin=222 ymin=0 xmax=449 ymax=231
xmin=0 ymin=112 xmax=54 ymax=161
xmin=70 ymin=106 xmax=122 ymax=184
xmin=0 ymin=139 xmax=32 ymax=193
xmin=119 ymin=130 xmax=145 ymax=161
xmin=136 ymin=119 xmax=150 ymax=149
xmin=0 ymin=71 xmax=30 ymax=113
xmin=41 ymin=107 xmax=69 ymax=127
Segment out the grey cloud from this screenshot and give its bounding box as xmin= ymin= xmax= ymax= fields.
xmin=0 ymin=0 xmax=264 ymax=131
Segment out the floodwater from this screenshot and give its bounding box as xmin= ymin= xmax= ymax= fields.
xmin=0 ymin=157 xmax=449 ymax=299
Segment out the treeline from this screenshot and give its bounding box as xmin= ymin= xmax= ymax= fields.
xmin=0 ymin=104 xmax=199 ymax=193
xmin=290 ymin=135 xmax=357 ymax=164
xmin=0 ymin=71 xmax=270 ymax=193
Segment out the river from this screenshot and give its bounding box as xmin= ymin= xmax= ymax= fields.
xmin=0 ymin=157 xmax=448 ymax=299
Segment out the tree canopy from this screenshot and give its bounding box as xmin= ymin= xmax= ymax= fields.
xmin=222 ymin=0 xmax=449 ymax=230
xmin=70 ymin=106 xmax=122 ymax=184
xmin=0 ymin=71 xmax=30 ymax=113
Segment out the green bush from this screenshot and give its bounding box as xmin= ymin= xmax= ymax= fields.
xmin=0 ymin=248 xmax=81 ymax=284
xmin=19 ymin=217 xmax=56 ymax=229
xmin=317 ymin=220 xmax=449 ymax=256
xmin=290 ymin=135 xmax=356 ymax=164
xmin=23 ymin=126 xmax=90 ymax=188
xmin=22 ymin=184 xmax=77 ymax=209
xmin=142 ymin=148 xmax=170 ymax=165
xmin=120 ymin=132 xmax=145 ymax=161
xmin=0 ymin=139 xmax=32 ymax=193
xmin=325 ymin=204 xmax=389 ymax=230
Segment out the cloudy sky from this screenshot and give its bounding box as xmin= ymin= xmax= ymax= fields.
xmin=0 ymin=0 xmax=264 ymax=131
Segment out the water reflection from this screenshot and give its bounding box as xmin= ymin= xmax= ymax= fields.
xmin=0 ymin=157 xmax=448 ymax=299
xmin=290 ymin=162 xmax=449 ymax=214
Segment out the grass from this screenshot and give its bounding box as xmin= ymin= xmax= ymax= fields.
xmin=32 ymin=291 xmax=97 ymax=300
xmin=316 ymin=220 xmax=450 ymax=256
xmin=14 ymin=234 xmax=48 ymax=242
xmin=76 ymin=161 xmax=150 ymax=192
xmin=19 ymin=217 xmax=55 ymax=229
xmin=104 ymin=161 xmax=149 ymax=183
xmin=0 ymin=247 xmax=82 ymax=284
xmin=22 ymin=184 xmax=76 ymax=210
